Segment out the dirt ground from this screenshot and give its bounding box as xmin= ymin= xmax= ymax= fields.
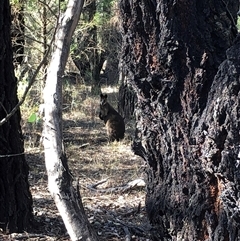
xmin=3 ymin=88 xmax=152 ymax=241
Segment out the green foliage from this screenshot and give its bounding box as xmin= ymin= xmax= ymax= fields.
xmin=237 ymin=17 xmax=240 ymax=31
xmin=10 ymin=0 xmax=20 ymax=5
xmin=27 ymin=107 xmax=42 ymax=123
xmin=28 ymin=113 xmax=38 ymax=123
xmin=93 ymin=0 xmax=115 ymax=26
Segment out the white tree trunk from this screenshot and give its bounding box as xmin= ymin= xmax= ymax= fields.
xmin=43 ymin=1 xmax=99 ymax=240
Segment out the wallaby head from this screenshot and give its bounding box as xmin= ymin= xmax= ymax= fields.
xmin=100 ymin=93 xmax=108 ymax=105
xmin=99 ymin=93 xmax=109 ymax=120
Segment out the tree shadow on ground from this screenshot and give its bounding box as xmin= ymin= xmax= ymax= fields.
xmin=25 ymin=138 xmax=149 ymax=240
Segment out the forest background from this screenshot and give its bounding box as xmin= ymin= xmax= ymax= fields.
xmin=8 ymin=0 xmax=148 ymax=240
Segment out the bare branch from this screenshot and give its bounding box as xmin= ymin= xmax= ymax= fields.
xmin=38 ymin=0 xmax=58 ymax=19
xmin=0 ymin=16 xmax=59 ymax=126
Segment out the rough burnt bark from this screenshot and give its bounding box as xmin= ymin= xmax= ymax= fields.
xmin=118 ymin=58 xmax=136 ymax=120
xmin=0 ymin=0 xmax=32 ymax=233
xmin=118 ymin=83 xmax=136 ymax=119
xmin=120 ymin=0 xmax=239 ymax=240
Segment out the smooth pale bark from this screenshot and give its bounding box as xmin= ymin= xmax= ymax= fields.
xmin=43 ymin=1 xmax=99 ymax=240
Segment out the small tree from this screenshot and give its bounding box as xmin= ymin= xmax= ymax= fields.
xmin=43 ymin=0 xmax=98 ymax=240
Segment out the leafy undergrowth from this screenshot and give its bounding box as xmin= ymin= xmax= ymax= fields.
xmin=5 ymin=86 xmax=152 ymax=241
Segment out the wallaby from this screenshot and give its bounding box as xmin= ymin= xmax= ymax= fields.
xmin=99 ymin=94 xmax=125 ymax=141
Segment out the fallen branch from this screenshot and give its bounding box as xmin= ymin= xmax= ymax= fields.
xmin=116 ymin=218 xmax=152 ymax=239
xmin=79 ymin=143 xmax=90 ymax=148
xmin=9 ymin=233 xmax=51 ymax=240
xmin=87 ymin=178 xmax=145 ymax=194
xmin=123 ymin=226 xmax=131 ymax=241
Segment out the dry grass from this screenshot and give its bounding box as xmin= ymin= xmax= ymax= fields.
xmin=12 ymin=84 xmax=152 ymax=241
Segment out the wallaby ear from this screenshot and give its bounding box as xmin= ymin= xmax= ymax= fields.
xmin=100 ymin=93 xmax=107 ymax=100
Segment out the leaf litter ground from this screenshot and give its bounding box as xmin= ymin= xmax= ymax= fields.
xmin=3 ymin=88 xmax=152 ymax=241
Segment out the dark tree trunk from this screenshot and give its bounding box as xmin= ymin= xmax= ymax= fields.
xmin=118 ymin=58 xmax=136 ymax=120
xmin=118 ymin=82 xmax=136 ymax=120
xmin=0 ymin=0 xmax=32 ymax=233
xmin=120 ymin=0 xmax=239 ymax=240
